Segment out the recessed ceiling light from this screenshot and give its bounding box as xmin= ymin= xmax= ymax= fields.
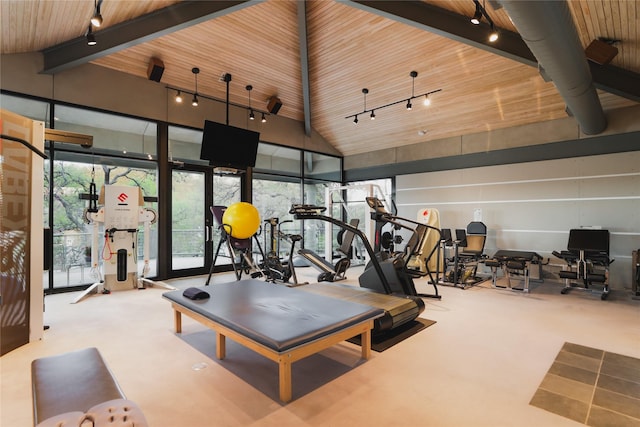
xmin=418 ymin=130 xmax=428 ymax=136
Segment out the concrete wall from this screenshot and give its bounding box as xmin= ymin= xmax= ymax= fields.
xmin=396 ymin=151 xmax=640 ymax=292
xmin=0 ymin=52 xmax=340 ymax=156
xmin=344 ymin=104 xmax=640 ymax=173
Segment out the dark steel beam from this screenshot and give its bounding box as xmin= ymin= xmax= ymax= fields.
xmin=345 ymin=0 xmax=536 ymax=66
xmin=590 ymin=63 xmax=640 ymax=103
xmin=297 ymin=1 xmax=312 ymax=136
xmin=42 ymin=1 xmax=262 ymax=74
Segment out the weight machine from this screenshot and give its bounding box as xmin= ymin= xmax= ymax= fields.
xmin=553 ymin=228 xmax=614 ymax=300
xmin=364 ymin=197 xmax=441 ymax=299
xmin=73 ymin=185 xmax=174 ymax=304
xmin=297 ymin=218 xmax=359 ymax=282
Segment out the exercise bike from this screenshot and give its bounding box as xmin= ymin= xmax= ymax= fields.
xmin=261 ymin=217 xmax=305 ymax=286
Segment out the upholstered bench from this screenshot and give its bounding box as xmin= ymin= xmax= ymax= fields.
xmin=163 ymin=279 xmax=385 ymax=402
xmin=31 ymin=347 xmax=147 ymax=426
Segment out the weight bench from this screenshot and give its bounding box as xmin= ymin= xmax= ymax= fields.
xmin=484 ymin=250 xmax=544 ymax=292
xmin=31 ymin=347 xmax=147 ymax=426
xmin=163 ymin=280 xmax=384 ymax=402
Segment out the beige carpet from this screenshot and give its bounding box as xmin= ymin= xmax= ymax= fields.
xmin=3 ymin=270 xmax=640 ymax=427
xmin=530 ymin=342 xmax=640 ymax=426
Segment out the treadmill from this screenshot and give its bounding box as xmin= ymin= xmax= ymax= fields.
xmin=290 ymin=204 xmax=425 ymax=333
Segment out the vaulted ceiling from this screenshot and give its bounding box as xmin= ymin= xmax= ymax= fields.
xmin=1 ymin=0 xmax=638 ymax=156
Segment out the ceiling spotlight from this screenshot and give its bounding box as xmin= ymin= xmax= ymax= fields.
xmin=406 ymin=100 xmax=412 ymax=110
xmin=86 ymin=25 xmax=96 ymax=46
xmin=353 ymin=115 xmax=359 ymax=125
xmin=249 ymin=110 xmax=255 ymax=120
xmin=471 ymin=0 xmax=482 ymax=24
xmin=261 ymin=112 xmax=267 ymax=123
xmin=489 ymin=25 xmax=499 ymax=42
xmin=175 ymin=90 xmax=183 ymax=103
xmin=370 ymin=110 xmax=376 ymax=120
xmin=91 ymin=0 xmax=103 ymax=27
xmin=191 ymin=67 xmax=199 ymax=107
xmin=424 ymin=94 xmax=431 ymax=106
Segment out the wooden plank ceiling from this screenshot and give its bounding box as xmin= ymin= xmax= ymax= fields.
xmin=1 ymin=0 xmax=638 ymax=156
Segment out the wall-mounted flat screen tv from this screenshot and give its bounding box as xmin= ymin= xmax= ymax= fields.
xmin=200 ymin=120 xmax=260 ymax=169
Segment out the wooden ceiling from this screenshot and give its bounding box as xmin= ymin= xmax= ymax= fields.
xmin=1 ymin=0 xmax=638 ymax=156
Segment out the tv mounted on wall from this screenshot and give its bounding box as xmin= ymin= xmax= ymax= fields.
xmin=200 ymin=120 xmax=260 ymax=169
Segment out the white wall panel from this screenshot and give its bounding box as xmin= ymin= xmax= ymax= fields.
xmin=397 ymin=152 xmax=640 ymax=291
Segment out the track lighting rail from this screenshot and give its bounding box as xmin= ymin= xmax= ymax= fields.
xmin=344 ymin=89 xmax=442 ymax=120
xmin=165 ymin=85 xmax=271 ymax=119
xmin=345 ymin=71 xmax=441 ymax=122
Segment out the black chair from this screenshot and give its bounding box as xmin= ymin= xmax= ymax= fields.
xmin=555 ymin=228 xmax=613 ymax=300
xmin=442 ymin=222 xmax=487 ymax=288
xmin=458 ymin=221 xmax=487 ymax=261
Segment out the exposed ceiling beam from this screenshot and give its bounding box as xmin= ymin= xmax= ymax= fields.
xmin=590 ymin=63 xmax=640 ymax=103
xmin=297 ymin=1 xmax=312 ymax=136
xmin=345 ymin=0 xmax=536 ymax=66
xmin=345 ymin=0 xmax=640 ymax=103
xmin=42 ymin=1 xmax=262 ymax=74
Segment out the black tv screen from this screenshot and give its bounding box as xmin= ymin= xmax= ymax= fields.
xmin=200 ymin=120 xmax=260 ymax=168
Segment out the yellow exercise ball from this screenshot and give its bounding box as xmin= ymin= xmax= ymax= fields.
xmin=222 ymin=202 xmax=261 ymax=239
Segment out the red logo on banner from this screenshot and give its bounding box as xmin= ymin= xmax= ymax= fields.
xmin=117 ymin=193 xmax=128 ymax=202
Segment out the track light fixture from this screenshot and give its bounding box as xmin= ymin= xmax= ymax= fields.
xmin=470 ymin=0 xmax=499 ymax=42
xmin=471 ymin=1 xmax=482 ymax=24
xmin=489 ymin=25 xmax=499 ymax=42
xmin=91 ymin=0 xmax=103 ymax=27
xmin=345 ymin=72 xmax=441 ymax=123
xmin=86 ymin=24 xmax=97 ymax=46
xmin=351 ymin=89 xmax=368 ymax=126
xmin=191 ymin=67 xmax=199 ymax=107
xmin=246 ymin=85 xmax=255 ymax=120
xmin=169 ymin=69 xmax=270 ymax=122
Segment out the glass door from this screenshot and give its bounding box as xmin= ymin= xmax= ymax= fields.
xmin=170 ymin=166 xmax=212 ymax=276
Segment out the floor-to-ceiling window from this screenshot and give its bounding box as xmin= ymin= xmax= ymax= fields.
xmin=49 ymin=105 xmax=159 ymax=291
xmin=2 ymin=91 xmax=344 ymax=290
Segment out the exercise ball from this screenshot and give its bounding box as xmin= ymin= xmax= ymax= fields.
xmin=222 ymin=202 xmax=260 ymax=239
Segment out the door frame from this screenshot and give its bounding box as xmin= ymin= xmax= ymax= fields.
xmin=168 ymin=164 xmax=214 ymax=278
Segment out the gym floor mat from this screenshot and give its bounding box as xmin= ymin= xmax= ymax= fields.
xmin=530 ymin=342 xmax=640 ymax=426
xmin=348 ymin=318 xmax=436 ymax=352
